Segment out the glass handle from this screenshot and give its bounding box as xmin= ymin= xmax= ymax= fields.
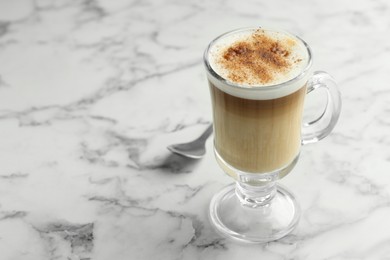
xmin=301 ymin=71 xmax=342 ymax=145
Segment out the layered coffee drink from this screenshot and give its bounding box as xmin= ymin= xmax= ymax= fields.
xmin=206 ymin=27 xmax=340 ymax=243
xmin=205 ymin=28 xmax=311 ymax=175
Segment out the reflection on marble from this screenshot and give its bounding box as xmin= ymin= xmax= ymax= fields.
xmin=1 ymin=0 xmax=390 ymax=259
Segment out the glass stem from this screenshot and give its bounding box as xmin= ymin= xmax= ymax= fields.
xmin=235 ymin=181 xmax=277 ymax=208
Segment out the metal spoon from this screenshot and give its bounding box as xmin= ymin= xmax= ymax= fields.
xmin=167 ymin=124 xmax=213 ymax=159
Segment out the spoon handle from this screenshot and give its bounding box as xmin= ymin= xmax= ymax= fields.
xmin=198 ymin=124 xmax=213 ymax=141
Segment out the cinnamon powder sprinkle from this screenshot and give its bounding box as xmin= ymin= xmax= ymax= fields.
xmin=219 ymin=30 xmax=298 ymax=85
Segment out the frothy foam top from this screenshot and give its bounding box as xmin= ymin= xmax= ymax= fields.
xmin=205 ymin=28 xmax=312 ymax=100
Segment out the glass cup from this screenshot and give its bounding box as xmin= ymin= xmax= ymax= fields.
xmin=204 ymin=27 xmax=341 ymax=243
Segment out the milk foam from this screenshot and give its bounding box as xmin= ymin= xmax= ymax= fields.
xmin=205 ymin=28 xmax=312 ymax=100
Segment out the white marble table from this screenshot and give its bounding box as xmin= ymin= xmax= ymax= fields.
xmin=1 ymin=0 xmax=390 ymax=259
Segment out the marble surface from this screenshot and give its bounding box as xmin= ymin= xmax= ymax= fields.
xmin=1 ymin=0 xmax=390 ymax=259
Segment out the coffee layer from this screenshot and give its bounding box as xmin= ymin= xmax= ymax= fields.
xmin=210 ymin=82 xmax=306 ymax=173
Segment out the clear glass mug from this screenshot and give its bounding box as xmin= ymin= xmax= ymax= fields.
xmin=204 ymin=27 xmax=341 ymax=243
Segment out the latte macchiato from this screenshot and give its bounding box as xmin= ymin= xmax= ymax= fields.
xmin=205 ymin=28 xmax=311 ymax=174
xmin=206 ymin=27 xmax=341 ymax=243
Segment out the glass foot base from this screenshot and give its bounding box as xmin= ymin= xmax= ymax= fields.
xmin=209 ymin=183 xmax=300 ymax=243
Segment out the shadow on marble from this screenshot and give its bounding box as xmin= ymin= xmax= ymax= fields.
xmin=151 ymin=153 xmax=202 ymax=174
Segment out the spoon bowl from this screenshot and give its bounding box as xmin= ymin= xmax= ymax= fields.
xmin=167 ymin=124 xmax=213 ymax=159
